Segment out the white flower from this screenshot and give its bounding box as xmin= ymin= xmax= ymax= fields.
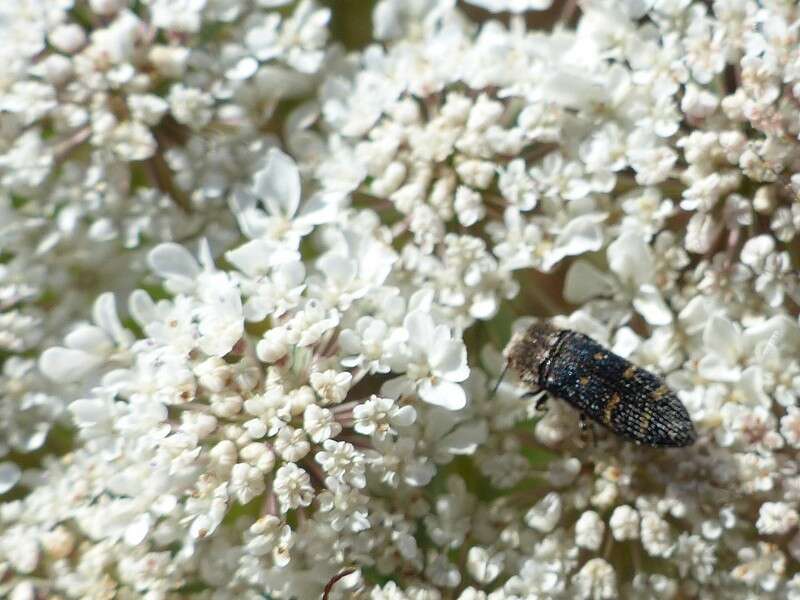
xmin=454 ymin=186 xmax=485 ymax=227
xmin=290 ymin=301 xmax=341 ymax=347
xmin=257 ymin=327 xmax=291 ymax=363
xmin=606 ymin=231 xmax=672 ymax=325
xmin=108 ymin=121 xmax=157 ymax=160
xmin=303 ymin=404 xmax=341 ymax=443
xmin=426 ymin=551 xmax=461 ymax=588
xmin=315 ymin=439 xmax=366 ymax=488
xmin=244 ymin=0 xmax=330 ymax=73
xmin=641 ymin=512 xmax=673 ymax=558
xmin=573 ymin=558 xmax=617 ymax=600
xmin=231 ymin=148 xmax=338 ymax=248
xmin=498 ymin=158 xmax=537 ymax=210
xmin=195 ymin=272 xmax=245 ymax=357
xmin=609 ymin=505 xmax=640 ymax=541
xmin=232 ymin=259 xmax=306 ymax=322
xmin=575 ymin=511 xmax=605 ymax=551
xmin=740 ymin=234 xmax=791 ymax=307
xmin=0 ymin=525 xmax=39 ymax=574
xmin=534 ymin=399 xmax=580 ymax=447
xmin=0 ymin=129 xmax=52 ymax=191
xmin=479 ymin=452 xmax=528 ymax=488
xmin=627 ymin=130 xmax=677 ymax=185
xmin=340 ymin=316 xmax=396 ymax=373
xmin=273 ymin=463 xmax=314 ymax=512
xmin=128 ymin=93 xmax=169 ymax=126
xmin=788 ymin=574 xmax=800 ymax=600
xmin=39 ymin=293 xmax=134 ymax=383
xmin=309 ymin=369 xmax=352 ymax=405
xmin=757 ymin=502 xmax=799 ymax=536
xmin=186 ymin=482 xmax=229 ymax=539
xmin=241 ymin=442 xmax=276 ymax=472
xmin=352 ymin=395 xmax=416 ymax=439
xmin=463 ymin=0 xmax=552 ymax=13
xmin=168 ymin=84 xmax=214 ymax=128
xmin=370 ymin=437 xmax=435 ymax=487
xmin=382 ymin=311 xmax=469 ymax=411
xmin=505 ymin=548 xmax=570 ymax=597
xmin=209 ymin=439 xmax=238 ymax=473
xmin=530 ymin=153 xmax=592 ymax=203
xmin=564 ymin=238 xmax=660 ymax=323
xmin=466 ymin=546 xmax=503 ymax=584
xmin=230 ymin=463 xmax=267 ymax=504
xmin=40 ymin=526 xmax=75 ymax=560
xmin=697 ymin=314 xmax=747 ymax=382
xmin=422 ymin=406 xmax=488 ymax=460
xmin=150 ymin=0 xmax=205 ymax=32
xmin=317 ymin=477 xmax=370 ymax=532
xmin=731 ymin=543 xmax=785 ymax=592
xmin=674 ymin=534 xmax=717 ymax=583
xmin=524 ymin=492 xmax=562 ymax=533
xmin=246 ymin=515 xmax=293 ymax=567
xmin=274 ymin=426 xmax=311 ymax=463
xmin=781 ymin=407 xmax=800 ymax=448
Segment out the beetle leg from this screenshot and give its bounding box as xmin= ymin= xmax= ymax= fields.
xmin=579 ymin=413 xmax=596 ymax=445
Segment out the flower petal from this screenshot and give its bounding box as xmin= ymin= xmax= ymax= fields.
xmin=403 ymin=310 xmax=434 ymax=349
xmin=633 ymin=285 xmax=672 ymax=325
xmin=439 ymin=420 xmax=488 ymax=455
xmin=608 ymin=231 xmax=653 ymax=286
xmin=39 ymin=347 xmax=103 ymax=383
xmin=124 ymin=513 xmax=152 ymax=546
xmin=380 ymin=376 xmax=414 ymax=399
xmin=702 ymin=315 xmax=742 ymax=364
xmin=147 ymin=243 xmax=200 ymax=293
xmin=254 ymin=148 xmax=301 ymax=218
xmin=697 ymin=354 xmax=741 ymax=383
xmin=564 ymin=260 xmax=615 ymax=304
xmin=430 ymin=340 xmax=469 ymax=382
xmin=92 ymin=293 xmax=132 ymax=346
xmin=392 ymin=405 xmax=417 ymax=427
xmin=0 ymin=462 xmax=21 ymax=494
xmin=545 ymin=213 xmax=606 ymax=268
xmin=63 ymin=325 xmax=112 ymax=355
xmin=419 ymin=378 xmax=467 ymax=411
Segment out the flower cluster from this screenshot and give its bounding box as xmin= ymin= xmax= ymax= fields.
xmin=2 ymin=0 xmax=800 ymax=598
xmin=0 ymin=0 xmax=330 ymax=481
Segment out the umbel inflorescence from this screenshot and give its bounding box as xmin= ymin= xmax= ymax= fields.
xmin=2 ymin=0 xmax=800 ymax=598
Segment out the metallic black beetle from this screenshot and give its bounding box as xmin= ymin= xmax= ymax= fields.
xmin=504 ymin=323 xmax=696 ymax=447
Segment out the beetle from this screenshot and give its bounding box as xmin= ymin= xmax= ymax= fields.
xmin=503 ymin=322 xmax=696 ymax=447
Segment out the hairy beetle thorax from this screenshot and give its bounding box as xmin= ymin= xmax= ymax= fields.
xmin=503 ymin=322 xmax=562 ymax=388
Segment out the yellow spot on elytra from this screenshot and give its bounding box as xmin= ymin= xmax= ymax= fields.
xmin=579 ymin=376 xmax=590 ymax=386
xmin=604 ymin=393 xmax=621 ymax=425
xmin=594 ymin=352 xmax=605 ymax=360
xmin=623 ymin=366 xmax=636 ymax=379
xmin=652 ymin=385 xmax=670 ymax=400
xmin=639 ymin=412 xmax=652 ymax=437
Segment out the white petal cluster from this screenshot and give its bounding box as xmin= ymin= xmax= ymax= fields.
xmin=0 ymin=0 xmax=332 ymax=474
xmin=2 ymin=1 xmax=800 ymax=598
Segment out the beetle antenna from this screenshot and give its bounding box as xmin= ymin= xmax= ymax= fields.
xmin=490 ymin=363 xmax=510 ymax=399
